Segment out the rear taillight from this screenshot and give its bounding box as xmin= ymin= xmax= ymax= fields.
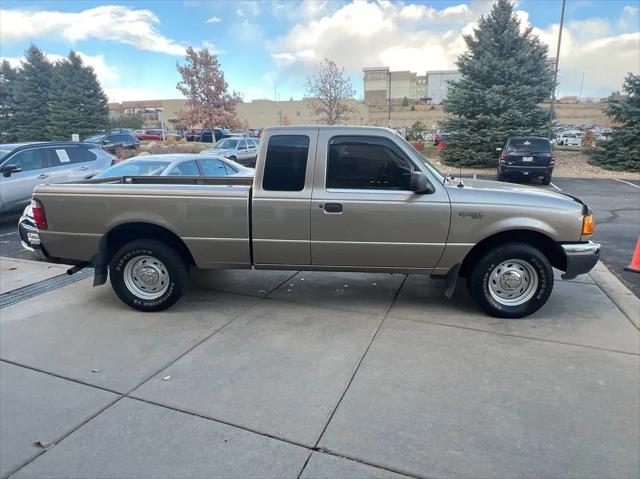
xmin=499 ymin=154 xmax=507 ymax=163
xmin=32 ymin=199 xmax=48 ymax=230
xmin=549 ymin=154 xmax=556 ymax=166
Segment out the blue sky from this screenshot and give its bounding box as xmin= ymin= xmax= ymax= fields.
xmin=1 ymin=0 xmax=638 ymax=102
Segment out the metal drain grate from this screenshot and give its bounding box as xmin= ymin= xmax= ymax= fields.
xmin=0 ymin=268 xmax=94 ymax=309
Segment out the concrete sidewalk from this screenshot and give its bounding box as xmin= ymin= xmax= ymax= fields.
xmin=0 ymin=265 xmax=638 ymax=478
xmin=0 ymin=257 xmax=69 ymax=294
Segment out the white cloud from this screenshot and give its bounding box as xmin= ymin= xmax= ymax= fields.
xmin=2 ymin=51 xmax=120 ymax=86
xmin=270 ymin=0 xmax=639 ymax=98
xmin=0 ymin=51 xmax=174 ymax=102
xmin=0 ymin=5 xmax=186 ymax=56
xmin=206 ymin=16 xmax=222 ymax=24
xmin=624 ymin=5 xmax=639 ymax=15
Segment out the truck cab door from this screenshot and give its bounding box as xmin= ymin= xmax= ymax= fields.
xmin=310 ymin=131 xmax=450 ymax=271
xmin=252 ymin=130 xmax=317 ymax=266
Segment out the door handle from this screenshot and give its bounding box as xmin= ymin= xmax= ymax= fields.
xmin=78 ymin=166 xmax=89 ymax=170
xmin=323 ymin=203 xmax=343 ymax=214
xmin=37 ymin=174 xmax=49 ymax=179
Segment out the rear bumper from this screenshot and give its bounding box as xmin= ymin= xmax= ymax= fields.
xmin=500 ymin=165 xmax=553 ymax=177
xmin=18 ymin=215 xmax=48 ymax=260
xmin=559 ymin=241 xmax=601 ymax=279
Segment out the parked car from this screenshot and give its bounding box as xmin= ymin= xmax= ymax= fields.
xmin=19 ymin=154 xmax=253 ymax=254
xmin=84 ymin=131 xmax=140 ymax=154
xmin=497 ymin=136 xmax=555 ymax=185
xmin=0 ymin=141 xmax=114 ymax=215
xmin=30 ymin=126 xmax=599 ymax=318
xmin=556 ymin=131 xmax=582 ymax=146
xmin=185 ymin=128 xmax=231 ymax=143
xmin=200 ymin=137 xmax=260 ymax=167
xmin=93 ymin=154 xmax=253 ymax=179
xmin=135 ymin=129 xmax=171 ymax=141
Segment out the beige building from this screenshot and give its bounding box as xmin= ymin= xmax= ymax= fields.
xmin=108 ymin=96 xmax=612 ymax=132
xmin=363 ymin=67 xmax=428 ymax=106
xmin=236 ymin=99 xmax=368 ymax=128
xmin=363 ymin=67 xmax=461 ymax=106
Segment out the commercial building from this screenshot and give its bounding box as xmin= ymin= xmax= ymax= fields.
xmin=363 ymin=67 xmax=460 ymax=106
xmin=108 ymin=98 xmax=368 ymax=130
xmin=425 ymin=70 xmax=461 ymax=104
xmin=236 ymin=99 xmax=368 ymax=128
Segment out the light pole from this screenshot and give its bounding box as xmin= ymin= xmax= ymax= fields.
xmin=387 ymin=70 xmax=391 ymax=128
xmin=547 ymin=0 xmax=566 ymax=139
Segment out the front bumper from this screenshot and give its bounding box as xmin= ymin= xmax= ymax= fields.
xmin=560 ymin=241 xmax=601 ymax=279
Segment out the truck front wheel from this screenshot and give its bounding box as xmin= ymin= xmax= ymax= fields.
xmin=467 ymin=243 xmax=553 ymax=318
xmin=109 ymin=239 xmax=190 ymax=312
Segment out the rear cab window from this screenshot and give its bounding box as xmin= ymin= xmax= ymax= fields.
xmin=262 ymin=135 xmax=310 ymax=191
xmin=506 ymin=138 xmax=551 ymax=153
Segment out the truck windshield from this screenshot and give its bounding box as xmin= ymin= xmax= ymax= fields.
xmin=95 ymin=160 xmax=170 ymax=178
xmin=396 ymin=135 xmax=445 ymax=184
xmin=507 ymin=138 xmax=551 ymax=153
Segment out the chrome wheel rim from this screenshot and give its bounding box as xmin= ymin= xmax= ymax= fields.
xmin=123 ymin=255 xmax=169 ymax=300
xmin=488 ymin=259 xmax=538 ymax=306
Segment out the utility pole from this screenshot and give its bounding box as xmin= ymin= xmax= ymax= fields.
xmin=387 ymin=70 xmax=392 ymax=128
xmin=547 ymin=0 xmax=566 ymax=139
xmin=578 ymin=72 xmax=585 ymax=102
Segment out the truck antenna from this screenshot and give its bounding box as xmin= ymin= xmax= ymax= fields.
xmin=457 ymin=165 xmax=464 ymax=187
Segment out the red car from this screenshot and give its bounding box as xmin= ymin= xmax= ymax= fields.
xmin=135 ymin=129 xmax=169 ymax=141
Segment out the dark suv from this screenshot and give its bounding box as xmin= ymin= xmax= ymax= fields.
xmin=83 ymin=131 xmax=140 ymax=154
xmin=497 ymin=136 xmax=555 ymax=185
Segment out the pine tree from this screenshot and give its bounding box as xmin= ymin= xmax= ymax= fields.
xmin=12 ymin=45 xmax=53 ymax=141
xmin=0 ymin=60 xmax=18 ymax=143
xmin=589 ymin=74 xmax=639 ymax=171
xmin=47 ymin=52 xmax=109 ymax=140
xmin=441 ymin=0 xmax=554 ymax=167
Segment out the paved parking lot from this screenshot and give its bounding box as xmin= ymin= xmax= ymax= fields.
xmin=1 ymin=260 xmax=638 ymax=478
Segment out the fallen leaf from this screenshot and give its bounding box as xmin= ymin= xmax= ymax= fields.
xmin=162 ymin=375 xmax=172 ymax=381
xmin=34 ymin=440 xmax=50 ymax=448
xmin=91 ymin=369 xmax=101 ymax=373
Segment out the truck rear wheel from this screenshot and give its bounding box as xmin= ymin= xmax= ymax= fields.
xmin=109 ymin=239 xmax=189 ymax=312
xmin=467 ymin=243 xmax=553 ymax=318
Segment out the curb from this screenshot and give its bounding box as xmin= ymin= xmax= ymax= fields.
xmin=589 ymin=261 xmax=640 ymax=330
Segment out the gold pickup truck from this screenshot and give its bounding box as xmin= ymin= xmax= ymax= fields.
xmin=30 ymin=126 xmax=600 ymax=318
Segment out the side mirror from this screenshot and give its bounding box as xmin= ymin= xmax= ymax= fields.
xmin=2 ymin=164 xmax=22 ymax=177
xmin=496 ymin=147 xmax=502 ymax=152
xmin=410 ymin=171 xmax=435 ymax=194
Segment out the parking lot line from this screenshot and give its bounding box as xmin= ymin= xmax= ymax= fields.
xmin=549 ymin=182 xmax=562 ymax=191
xmin=613 ymin=178 xmax=640 ymax=189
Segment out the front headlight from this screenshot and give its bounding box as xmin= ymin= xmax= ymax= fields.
xmin=582 ymin=214 xmax=595 ymax=236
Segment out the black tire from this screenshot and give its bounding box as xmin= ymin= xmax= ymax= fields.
xmin=497 ymin=170 xmax=505 ymax=181
xmin=541 ymin=174 xmax=552 ymax=185
xmin=228 ymin=156 xmax=237 ymax=162
xmin=109 ymin=239 xmax=190 ymax=312
xmin=467 ymin=242 xmax=553 ymax=318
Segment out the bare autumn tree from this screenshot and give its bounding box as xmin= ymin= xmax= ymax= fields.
xmin=304 ymin=59 xmax=356 ymax=125
xmin=176 ymin=47 xmax=241 ymax=129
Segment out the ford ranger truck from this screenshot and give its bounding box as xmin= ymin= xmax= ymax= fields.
xmin=29 ymin=126 xmax=600 ymax=318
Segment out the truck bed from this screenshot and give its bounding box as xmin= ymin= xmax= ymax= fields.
xmin=33 ymin=177 xmax=253 ymax=269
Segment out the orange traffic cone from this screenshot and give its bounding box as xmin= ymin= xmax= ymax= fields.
xmin=625 ymin=238 xmax=640 ymax=273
